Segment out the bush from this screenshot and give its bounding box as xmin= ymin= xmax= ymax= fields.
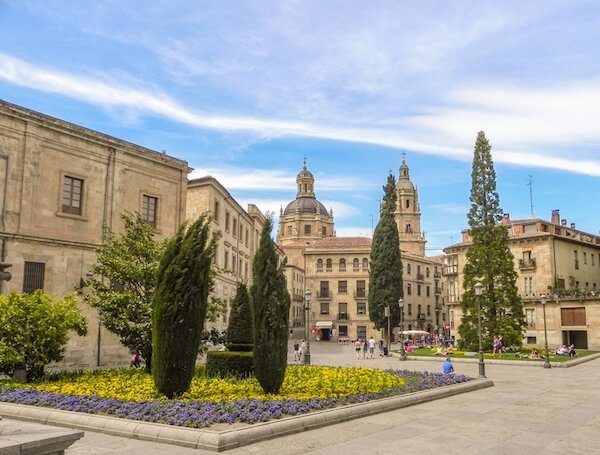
xmin=206 ymin=350 xmax=254 ymax=378
xmin=226 ymin=283 xmax=253 ymax=351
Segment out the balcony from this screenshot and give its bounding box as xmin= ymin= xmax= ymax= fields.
xmin=317 ymin=290 xmax=332 ymax=299
xmin=433 ymin=271 xmax=442 ymax=279
xmin=337 ymin=313 xmax=350 ymax=321
xmin=292 ymin=295 xmax=304 ymax=302
xmin=443 ymin=266 xmax=457 ymax=276
xmin=416 ymin=273 xmax=425 ymax=282
xmin=435 ymin=287 xmax=442 ymax=295
xmin=354 ymin=290 xmax=367 ymax=299
xmin=519 ymin=258 xmax=536 ymax=270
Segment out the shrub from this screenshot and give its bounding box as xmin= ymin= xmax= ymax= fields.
xmin=226 ymin=283 xmax=253 ymax=352
xmin=206 ymin=351 xmax=254 ymax=378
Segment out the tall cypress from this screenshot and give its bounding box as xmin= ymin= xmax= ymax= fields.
xmin=226 ymin=282 xmax=253 ymax=351
xmin=152 ymin=215 xmax=216 ymax=398
xmin=368 ymin=173 xmax=404 ymax=334
xmin=458 ymin=131 xmax=525 ymax=350
xmin=250 ymin=217 xmax=290 ymax=394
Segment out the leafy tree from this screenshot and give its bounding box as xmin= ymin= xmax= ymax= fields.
xmin=226 ymin=282 xmax=253 ymax=351
xmin=458 ymin=131 xmax=525 ymax=350
xmin=250 ymin=217 xmax=290 ymax=394
xmin=80 ymin=212 xmax=162 ymax=372
xmin=0 ymin=291 xmax=87 ymax=380
xmin=369 ymin=173 xmax=403 ymax=335
xmin=152 ymin=215 xmax=217 ymax=398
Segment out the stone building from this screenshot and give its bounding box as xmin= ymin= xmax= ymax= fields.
xmin=443 ymin=210 xmax=600 ymax=349
xmin=0 ymin=99 xmax=189 ymax=368
xmin=186 ymin=176 xmax=266 ymax=331
xmin=278 ymin=159 xmax=445 ymax=342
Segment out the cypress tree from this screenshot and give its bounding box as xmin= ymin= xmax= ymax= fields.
xmin=152 ymin=215 xmax=216 ymax=398
xmin=250 ymin=217 xmax=290 ymax=394
xmin=226 ymin=282 xmax=253 ymax=351
xmin=458 ymin=131 xmax=525 ymax=350
xmin=368 ymin=173 xmax=404 ymax=334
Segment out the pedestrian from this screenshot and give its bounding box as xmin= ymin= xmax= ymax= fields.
xmin=130 ymin=351 xmax=142 ymax=368
xmin=379 ymin=339 xmax=385 ymax=356
xmin=442 ymin=357 xmax=454 ymax=374
xmin=355 ymin=339 xmax=362 ymax=359
xmin=362 ymin=339 xmax=368 ymax=359
xmin=293 ymin=341 xmax=300 ymax=362
xmin=299 ymin=339 xmax=306 ymax=362
xmin=368 ymin=337 xmax=376 ymax=359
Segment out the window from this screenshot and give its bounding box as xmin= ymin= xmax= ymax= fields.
xmin=224 ymin=251 xmax=229 ymax=269
xmin=320 ymin=302 xmax=329 ymax=315
xmin=407 ymin=283 xmax=412 ymax=295
xmin=408 ymin=304 xmax=412 ymax=316
xmin=225 ymin=211 xmax=230 ymax=232
xmin=245 ymin=228 xmax=249 ymax=246
xmin=417 ymin=265 xmax=421 ymax=275
xmin=357 ymin=303 xmax=366 ymax=314
xmin=322 ymin=226 xmax=327 ymax=236
xmin=524 ymin=277 xmax=533 ymax=296
xmin=561 ymin=308 xmax=586 ymax=326
xmin=338 ymin=303 xmax=348 ymax=319
xmin=23 ymin=262 xmax=45 ymax=293
xmin=62 ymin=176 xmax=83 ymax=215
xmin=317 ymin=259 xmax=323 ymax=271
xmin=213 ymin=244 xmax=219 ymax=265
xmin=339 ymin=325 xmax=348 ymax=337
xmin=450 ymin=310 xmax=454 ymax=328
xmin=362 ymin=258 xmax=368 ymax=271
xmin=417 ymin=304 xmax=422 ymax=316
xmin=232 ymin=254 xmax=237 ymax=273
xmin=405 ymin=199 xmax=410 ymax=209
xmin=338 ymin=280 xmax=347 ymax=293
xmin=357 ymin=326 xmax=367 ymax=339
xmin=245 ymin=262 xmax=248 ymax=278
xmin=427 ymin=305 xmax=431 ymax=316
xmin=584 ymin=252 xmax=587 ymax=265
xmin=574 ymin=250 xmax=579 ymax=269
xmin=592 ymin=254 xmax=596 ymax=266
xmin=287 ymin=225 xmax=293 ymax=235
xmin=407 ymin=263 xmax=411 ymax=275
xmin=232 ymin=218 xmax=237 ymax=237
xmin=326 ymin=258 xmax=332 ymax=271
xmin=319 ymin=281 xmax=330 ymax=296
xmin=405 ymin=224 xmax=412 ymax=233
xmin=426 ymin=267 xmax=430 ymax=278
xmin=356 ymin=280 xmax=366 ymax=297
xmin=353 ymin=258 xmax=359 ymax=271
xmin=304 ymin=224 xmax=312 ymax=235
xmin=339 ymin=258 xmax=346 ymax=272
xmin=426 ymin=286 xmax=430 ymax=297
xmin=213 ymin=200 xmax=220 ymax=222
xmin=526 ymin=309 xmax=534 ymax=327
xmin=417 ymin=284 xmax=421 ymax=296
xmin=141 ymin=195 xmax=158 ymax=226
xmin=527 ymin=336 xmax=537 ymax=344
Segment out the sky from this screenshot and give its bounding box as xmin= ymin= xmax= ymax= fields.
xmin=1 ymin=0 xmax=599 ymax=253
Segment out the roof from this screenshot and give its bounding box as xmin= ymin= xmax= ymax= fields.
xmin=312 ymin=237 xmax=372 ymax=248
xmin=283 ymin=196 xmax=329 ymax=216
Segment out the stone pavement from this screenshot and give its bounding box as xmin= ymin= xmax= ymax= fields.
xmin=63 ymin=342 xmax=600 ymax=454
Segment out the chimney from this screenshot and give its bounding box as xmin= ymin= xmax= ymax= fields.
xmin=571 ymin=222 xmax=576 ymax=229
xmin=551 ymin=209 xmax=560 ymax=225
xmin=561 ymin=219 xmax=567 ymax=226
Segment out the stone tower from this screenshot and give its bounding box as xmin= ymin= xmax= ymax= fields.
xmin=277 ymin=159 xmax=335 ymax=246
xmin=395 ymin=155 xmax=426 ymax=255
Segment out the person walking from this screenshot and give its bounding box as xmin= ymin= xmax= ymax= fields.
xmin=299 ymin=340 xmax=306 ymax=362
xmin=355 ymin=339 xmax=362 ymax=359
xmin=293 ymin=341 xmax=300 ymax=362
xmin=442 ymin=357 xmax=454 ymax=374
xmin=368 ymin=337 xmax=376 ymax=359
xmin=362 ymin=339 xmax=368 ymax=359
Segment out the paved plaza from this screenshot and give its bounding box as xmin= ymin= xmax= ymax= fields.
xmin=55 ymin=342 xmax=600 ymax=454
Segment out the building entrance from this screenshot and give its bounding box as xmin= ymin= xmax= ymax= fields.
xmin=562 ymin=330 xmax=588 ymax=349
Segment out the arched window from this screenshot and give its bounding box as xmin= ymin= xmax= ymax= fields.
xmin=407 ymin=263 xmax=411 ymax=274
xmin=326 ymin=258 xmax=332 ymax=271
xmin=426 ymin=267 xmax=430 ymax=278
xmin=317 ymin=259 xmax=323 ymax=271
xmin=362 ymin=258 xmax=368 ymax=271
xmin=407 ymin=283 xmax=412 ymax=295
xmin=339 ymin=258 xmax=346 ymax=271
xmin=322 ymin=226 xmax=327 ymax=236
xmin=353 ymin=258 xmax=359 ymax=271
xmin=405 ymin=224 xmax=412 ymax=233
xmin=406 ymin=199 xmax=410 ymax=209
xmin=303 ymin=183 xmax=307 ymax=192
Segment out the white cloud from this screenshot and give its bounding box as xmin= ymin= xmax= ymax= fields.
xmin=428 ymin=204 xmax=470 ymax=215
xmin=335 ymin=226 xmax=373 ymax=238
xmin=1 ymin=53 xmax=599 ymax=176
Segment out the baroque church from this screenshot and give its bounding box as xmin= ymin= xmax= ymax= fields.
xmin=278 ymin=158 xmax=447 ymax=342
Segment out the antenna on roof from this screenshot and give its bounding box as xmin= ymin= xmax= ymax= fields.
xmin=527 ymin=174 xmax=535 ymax=218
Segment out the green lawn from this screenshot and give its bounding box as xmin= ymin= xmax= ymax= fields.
xmin=402 ymin=348 xmax=598 ymax=362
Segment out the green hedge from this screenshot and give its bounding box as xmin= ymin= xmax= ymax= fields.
xmin=225 ymin=343 xmax=253 ymax=352
xmin=206 ymin=350 xmax=254 ymax=378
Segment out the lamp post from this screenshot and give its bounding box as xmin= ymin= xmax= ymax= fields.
xmin=398 ymin=298 xmax=406 ymax=361
xmin=474 ymin=282 xmax=486 ymax=378
xmin=541 ymin=295 xmax=551 ymax=369
xmin=385 ymin=304 xmax=391 ymax=356
xmin=304 ymin=289 xmax=311 ymax=365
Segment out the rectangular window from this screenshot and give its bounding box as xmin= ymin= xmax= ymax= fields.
xmin=427 ymin=305 xmax=431 ymax=316
xmin=338 ymin=280 xmax=347 ymax=293
xmin=225 ymin=211 xmax=230 ymax=232
xmin=417 ymin=284 xmax=421 ymax=296
xmin=338 ymin=303 xmax=347 ymax=319
xmin=232 ymin=254 xmax=237 ymax=273
xmin=23 ymin=262 xmax=45 ymax=293
xmin=320 ymin=302 xmax=329 ymax=315
xmin=356 ymin=280 xmax=366 ymax=297
xmin=141 ymin=195 xmax=158 ymax=227
xmin=304 ymin=224 xmax=312 ymax=235
xmin=526 ymin=308 xmax=535 ymax=328
xmin=224 ymin=251 xmax=229 ymax=269
xmin=524 ymin=277 xmax=533 ymax=295
xmin=561 ymin=308 xmax=586 ymax=326
xmin=213 ymin=200 xmax=220 ymax=222
xmin=339 ymin=325 xmax=348 ymax=337
xmin=232 ymin=218 xmax=237 ymax=237
xmin=62 ymin=176 xmax=84 ymax=215
xmin=574 ymin=250 xmax=579 ymax=269
xmin=408 ymin=304 xmax=412 ymax=315
xmin=426 ymin=286 xmax=430 ymax=297
xmin=592 ymin=254 xmax=596 ymax=266
xmin=357 ymin=326 xmax=367 ymax=339
xmin=245 ymin=228 xmax=249 ymax=246
xmin=357 ymin=302 xmax=366 ymax=314
xmin=407 ymin=284 xmax=412 ymax=295
xmin=584 ymin=252 xmax=587 ymax=264
xmin=527 ymin=336 xmax=537 ymax=344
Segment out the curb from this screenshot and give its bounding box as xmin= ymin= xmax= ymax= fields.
xmin=390 ymin=351 xmax=600 ymax=368
xmin=0 ymin=378 xmax=492 ymax=452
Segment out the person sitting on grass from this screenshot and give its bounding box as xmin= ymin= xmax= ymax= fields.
xmin=555 ymin=345 xmax=568 ymax=356
xmin=528 ymin=349 xmax=541 ymax=359
xmin=442 ymin=357 xmax=454 ymax=374
xmin=568 ymin=344 xmax=577 ymax=357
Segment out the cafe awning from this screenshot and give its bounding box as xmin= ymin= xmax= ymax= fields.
xmin=316 ymin=321 xmax=334 ymax=329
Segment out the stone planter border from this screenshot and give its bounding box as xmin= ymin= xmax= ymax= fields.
xmin=0 ymin=378 xmax=492 ymax=452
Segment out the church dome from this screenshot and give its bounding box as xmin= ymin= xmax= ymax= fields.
xmin=283 ymin=197 xmax=329 ymax=216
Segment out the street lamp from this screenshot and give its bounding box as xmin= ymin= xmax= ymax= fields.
xmin=541 ymin=295 xmax=551 ymax=369
xmin=474 ymin=282 xmax=486 ymax=378
xmin=398 ymin=298 xmax=406 ymax=361
xmin=304 ymin=289 xmax=311 ymax=365
xmin=385 ymin=304 xmax=391 ymax=356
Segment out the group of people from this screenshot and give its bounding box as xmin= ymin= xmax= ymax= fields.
xmin=555 ymin=344 xmax=577 ymax=357
xmin=492 ymin=335 xmax=505 ymax=355
xmin=354 ymin=337 xmax=385 ymax=359
xmin=292 ymin=340 xmax=309 ymax=362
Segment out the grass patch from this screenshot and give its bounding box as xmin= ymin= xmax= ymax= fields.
xmin=404 ymin=348 xmax=598 ymax=362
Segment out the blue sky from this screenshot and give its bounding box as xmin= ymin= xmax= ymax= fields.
xmin=1 ymin=0 xmax=599 ymax=253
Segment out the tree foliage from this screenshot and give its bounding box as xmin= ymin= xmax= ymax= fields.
xmin=152 ymin=214 xmax=217 ymax=398
xmin=226 ymin=282 xmax=253 ymax=351
xmin=369 ymin=172 xmax=403 ymax=331
xmin=0 ymin=291 xmax=87 ymax=380
xmin=458 ymin=131 xmax=525 ymax=350
xmin=250 ymin=217 xmax=290 ymax=394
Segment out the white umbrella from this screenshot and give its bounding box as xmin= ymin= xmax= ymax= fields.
xmin=400 ymin=330 xmax=429 ymax=336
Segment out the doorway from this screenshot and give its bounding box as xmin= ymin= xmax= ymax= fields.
xmin=562 ymin=330 xmax=588 ymax=349
xmin=320 ymin=328 xmax=332 ymax=341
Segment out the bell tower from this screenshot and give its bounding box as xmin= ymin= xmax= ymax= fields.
xmin=395 ymin=154 xmax=426 ymax=255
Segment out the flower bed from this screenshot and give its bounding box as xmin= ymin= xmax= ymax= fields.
xmin=0 ymin=367 xmax=470 ymax=428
